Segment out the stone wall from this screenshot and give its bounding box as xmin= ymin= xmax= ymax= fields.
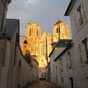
xmin=16 ymin=45 xmax=39 ymax=88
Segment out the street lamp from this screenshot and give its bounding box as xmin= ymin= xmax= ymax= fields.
xmin=23 ymin=40 xmax=27 ymax=47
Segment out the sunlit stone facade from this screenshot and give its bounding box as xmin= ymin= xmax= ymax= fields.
xmin=26 ymin=23 xmax=41 ymax=56
xmin=53 ymin=20 xmax=70 ymax=42
xmin=20 ymin=23 xmax=52 ymax=68
xmin=20 ymin=21 xmax=70 ymax=68
xmin=39 ymin=32 xmax=52 ymax=67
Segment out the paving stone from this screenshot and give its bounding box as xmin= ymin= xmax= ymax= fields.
xmin=24 ymin=81 xmax=61 ymax=88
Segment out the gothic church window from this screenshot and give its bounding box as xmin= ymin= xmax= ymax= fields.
xmin=56 ymin=27 xmax=60 ymax=34
xmin=29 ymin=28 xmax=31 ymax=36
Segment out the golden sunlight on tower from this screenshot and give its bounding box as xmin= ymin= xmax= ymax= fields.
xmin=39 ymin=32 xmax=53 ymax=67
xmin=20 ymin=22 xmax=52 ymax=68
xmin=53 ymin=20 xmax=70 ymax=42
xmin=20 ymin=20 xmax=70 ymax=68
xmin=26 ymin=22 xmax=41 ymax=57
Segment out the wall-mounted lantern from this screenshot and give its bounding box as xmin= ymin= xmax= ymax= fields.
xmin=23 ymin=40 xmax=27 ymax=47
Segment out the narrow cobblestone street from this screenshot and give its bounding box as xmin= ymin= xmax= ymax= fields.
xmin=24 ymin=81 xmax=61 ymax=88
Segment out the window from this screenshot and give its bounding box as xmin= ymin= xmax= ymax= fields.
xmin=14 ymin=41 xmax=17 ymax=66
xmin=56 ymin=27 xmax=60 ymax=34
xmin=56 ymin=65 xmax=57 ymax=69
xmin=77 ymin=4 xmax=83 ymax=26
xmin=61 ymin=77 xmax=63 ymax=85
xmin=19 ymin=60 xmax=21 ymax=68
xmin=69 ymin=77 xmax=74 ymax=88
xmin=74 ymin=14 xmax=78 ymax=28
xmin=29 ymin=28 xmax=31 ymax=36
xmin=16 ymin=33 xmax=19 ymax=44
xmin=79 ymin=38 xmax=88 ymax=65
xmin=2 ymin=41 xmax=7 ymax=67
xmin=66 ymin=52 xmax=72 ymax=70
xmin=59 ymin=58 xmax=63 ymax=72
xmin=37 ymin=29 xmax=38 ymax=36
xmin=76 ymin=2 xmax=86 ymax=27
xmin=56 ymin=28 xmax=59 ymax=33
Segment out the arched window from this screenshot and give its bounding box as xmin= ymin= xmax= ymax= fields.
xmin=29 ymin=28 xmax=31 ymax=36
xmin=56 ymin=28 xmax=59 ymax=33
xmin=56 ymin=27 xmax=60 ymax=33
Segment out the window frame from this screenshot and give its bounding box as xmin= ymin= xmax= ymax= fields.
xmin=79 ymin=37 xmax=88 ymax=65
xmin=75 ymin=1 xmax=87 ymax=29
xmin=66 ymin=51 xmax=73 ymax=70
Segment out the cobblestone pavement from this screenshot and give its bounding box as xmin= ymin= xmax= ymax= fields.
xmin=25 ymin=81 xmax=61 ymax=88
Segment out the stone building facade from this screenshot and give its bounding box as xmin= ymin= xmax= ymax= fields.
xmin=47 ymin=0 xmax=88 ymax=88
xmin=16 ymin=45 xmax=39 ymax=88
xmin=0 ymin=18 xmax=39 ymax=88
xmin=64 ymin=0 xmax=88 ymax=88
xmin=53 ymin=20 xmax=70 ymax=43
xmin=0 ymin=0 xmax=11 ymax=87
xmin=0 ymin=1 xmax=39 ymax=88
xmin=0 ymin=0 xmax=11 ymax=35
xmin=0 ymin=19 xmax=20 ymax=88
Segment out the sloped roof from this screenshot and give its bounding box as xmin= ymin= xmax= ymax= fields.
xmin=49 ymin=39 xmax=72 ymax=57
xmin=54 ymin=42 xmax=73 ymax=61
xmin=65 ymin=0 xmax=76 ymax=16
xmin=55 ymin=39 xmax=72 ymax=47
xmin=54 ymin=20 xmax=62 ymax=25
xmin=4 ymin=19 xmax=19 ymax=40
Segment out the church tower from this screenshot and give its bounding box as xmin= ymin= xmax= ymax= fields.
xmin=25 ymin=23 xmax=41 ymax=59
xmin=53 ymin=20 xmax=70 ymax=42
xmin=26 ymin=23 xmax=41 ymax=38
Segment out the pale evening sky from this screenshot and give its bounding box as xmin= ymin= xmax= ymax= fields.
xmin=7 ymin=0 xmax=71 ymax=36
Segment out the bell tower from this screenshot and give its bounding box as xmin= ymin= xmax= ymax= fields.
xmin=25 ymin=22 xmax=41 ymax=57
xmin=53 ymin=20 xmax=70 ymax=42
xmin=26 ymin=23 xmax=41 ymax=38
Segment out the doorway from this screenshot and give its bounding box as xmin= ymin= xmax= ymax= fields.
xmin=69 ymin=77 xmax=74 ymax=88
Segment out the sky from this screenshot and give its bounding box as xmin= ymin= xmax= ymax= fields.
xmin=7 ymin=0 xmax=71 ymax=36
